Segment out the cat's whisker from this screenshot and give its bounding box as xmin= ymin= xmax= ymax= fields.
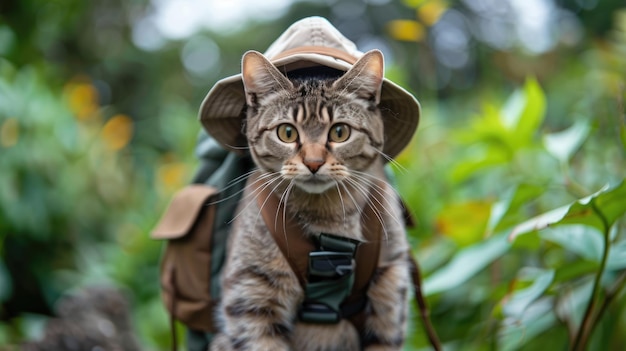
xmin=338 ymin=181 xmax=362 ymax=217
xmin=253 ymin=176 xmax=288 ymax=229
xmin=351 ymin=171 xmax=403 ymax=200
xmin=334 ymin=181 xmax=347 ymax=223
xmin=374 ymin=149 xmax=408 ymax=175
xmin=207 ymin=169 xmax=261 ymax=206
xmin=223 ymin=143 xmax=251 ymax=151
xmin=208 ymin=185 xmax=248 ymax=206
xmin=228 ymin=172 xmax=281 ymax=224
xmin=347 ymin=173 xmax=407 ymax=241
xmin=278 ymin=179 xmax=296 ymax=256
xmin=276 ymin=179 xmax=293 ymax=231
xmin=349 ymin=172 xmax=405 ymax=230
xmin=342 ymin=176 xmax=390 ymax=241
xmin=228 ymin=168 xmax=260 ymax=186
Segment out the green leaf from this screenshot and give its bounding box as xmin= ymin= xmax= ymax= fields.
xmin=503 ymin=268 xmax=555 ymax=318
xmin=511 ymin=229 xmax=542 ymax=250
xmin=555 ymin=278 xmax=594 ymax=330
xmin=553 ymin=260 xmax=599 ymax=283
xmin=0 ymin=259 xmax=11 ymax=302
xmin=559 ymin=181 xmax=626 ymax=232
xmin=487 ymin=183 xmax=545 ymax=235
xmin=499 ymin=298 xmax=557 ymax=351
xmin=510 ymin=181 xmax=626 ymax=241
xmin=517 ymin=77 xmax=546 ymax=138
xmin=543 ymin=120 xmax=591 ymax=163
xmin=423 ymin=233 xmax=510 ymax=296
xmin=540 ymin=225 xmax=604 ymax=262
xmin=607 ymin=240 xmax=626 ymax=270
xmin=502 ymin=77 xmax=546 ymax=147
xmin=450 ymin=146 xmax=509 ymax=182
xmin=509 ymin=206 xmax=569 ymax=241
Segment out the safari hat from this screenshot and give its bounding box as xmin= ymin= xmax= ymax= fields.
xmin=199 ymin=16 xmax=420 ymax=159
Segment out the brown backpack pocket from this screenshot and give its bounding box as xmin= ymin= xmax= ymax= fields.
xmin=151 ymin=184 xmax=219 ymax=332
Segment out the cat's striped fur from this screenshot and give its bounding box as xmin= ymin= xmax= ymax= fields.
xmin=210 ymin=50 xmax=410 ymax=351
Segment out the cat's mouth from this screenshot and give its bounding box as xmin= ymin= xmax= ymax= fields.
xmin=294 ymin=175 xmax=336 ymax=194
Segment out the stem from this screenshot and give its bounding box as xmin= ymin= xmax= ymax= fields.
xmin=590 ymin=272 xmax=626 ymax=333
xmin=571 ymin=202 xmax=612 ymax=351
xmin=410 ymin=256 xmax=442 ymax=351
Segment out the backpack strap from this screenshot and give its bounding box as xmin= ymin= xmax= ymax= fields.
xmin=251 ymin=177 xmax=315 ymax=287
xmin=250 ymin=172 xmax=382 ymax=328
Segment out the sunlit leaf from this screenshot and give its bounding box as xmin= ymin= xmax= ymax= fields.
xmin=509 ymin=206 xmax=569 ymax=241
xmin=423 ymin=233 xmax=510 ymax=296
xmin=435 ymin=200 xmax=491 ymax=247
xmin=501 ymin=87 xmax=526 ymax=130
xmin=462 ymin=104 xmax=510 ymax=145
xmin=450 ymin=146 xmax=509 ymax=182
xmin=402 ymin=0 xmax=430 ymax=8
xmin=515 ymin=77 xmax=546 ymax=144
xmin=543 ymin=120 xmax=591 ymax=163
xmin=501 ymin=77 xmax=546 ymax=147
xmin=503 ymin=268 xmax=555 ymax=318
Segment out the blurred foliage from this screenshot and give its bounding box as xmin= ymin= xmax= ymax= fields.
xmin=0 ymin=0 xmax=625 ymax=350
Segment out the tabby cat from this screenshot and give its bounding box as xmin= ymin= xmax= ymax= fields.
xmin=210 ymin=50 xmax=411 ymax=351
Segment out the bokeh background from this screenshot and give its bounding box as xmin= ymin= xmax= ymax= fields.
xmin=1 ymin=0 xmax=625 ymax=349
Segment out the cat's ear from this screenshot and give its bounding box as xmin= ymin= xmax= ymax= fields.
xmin=333 ymin=50 xmax=384 ymax=104
xmin=242 ymin=50 xmax=293 ymax=107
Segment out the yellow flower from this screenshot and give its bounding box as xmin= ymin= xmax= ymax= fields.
xmin=64 ymin=79 xmax=99 ymax=121
xmin=0 ymin=118 xmax=19 ymax=148
xmin=157 ymin=159 xmax=189 ymax=195
xmin=101 ymin=114 xmax=133 ymax=151
xmin=418 ymin=0 xmax=448 ymax=26
xmin=387 ymin=20 xmax=425 ymax=42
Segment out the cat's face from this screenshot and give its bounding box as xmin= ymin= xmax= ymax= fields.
xmin=242 ymin=51 xmax=385 ymax=194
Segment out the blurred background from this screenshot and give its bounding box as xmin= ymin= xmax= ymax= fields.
xmin=0 ymin=0 xmax=625 ymax=350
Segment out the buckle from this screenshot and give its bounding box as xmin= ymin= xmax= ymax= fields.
xmin=308 ymin=251 xmax=354 ymax=279
xmin=299 ymin=302 xmax=340 ymax=324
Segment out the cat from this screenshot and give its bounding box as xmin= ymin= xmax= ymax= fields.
xmin=210 ymin=50 xmax=411 ymax=351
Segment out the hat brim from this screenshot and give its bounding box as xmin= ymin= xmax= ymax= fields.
xmin=199 ymin=52 xmax=420 ymax=159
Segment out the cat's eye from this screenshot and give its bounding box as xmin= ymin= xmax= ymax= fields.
xmin=277 ymin=124 xmax=298 ymax=143
xmin=329 ymin=123 xmax=351 ymax=143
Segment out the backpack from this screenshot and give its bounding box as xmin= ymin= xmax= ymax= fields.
xmin=151 ymin=131 xmax=440 ymax=350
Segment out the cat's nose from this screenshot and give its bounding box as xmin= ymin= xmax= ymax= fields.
xmin=304 ymin=159 xmax=325 ymax=174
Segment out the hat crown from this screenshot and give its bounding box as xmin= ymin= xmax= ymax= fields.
xmin=264 ymin=17 xmax=360 ymax=60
